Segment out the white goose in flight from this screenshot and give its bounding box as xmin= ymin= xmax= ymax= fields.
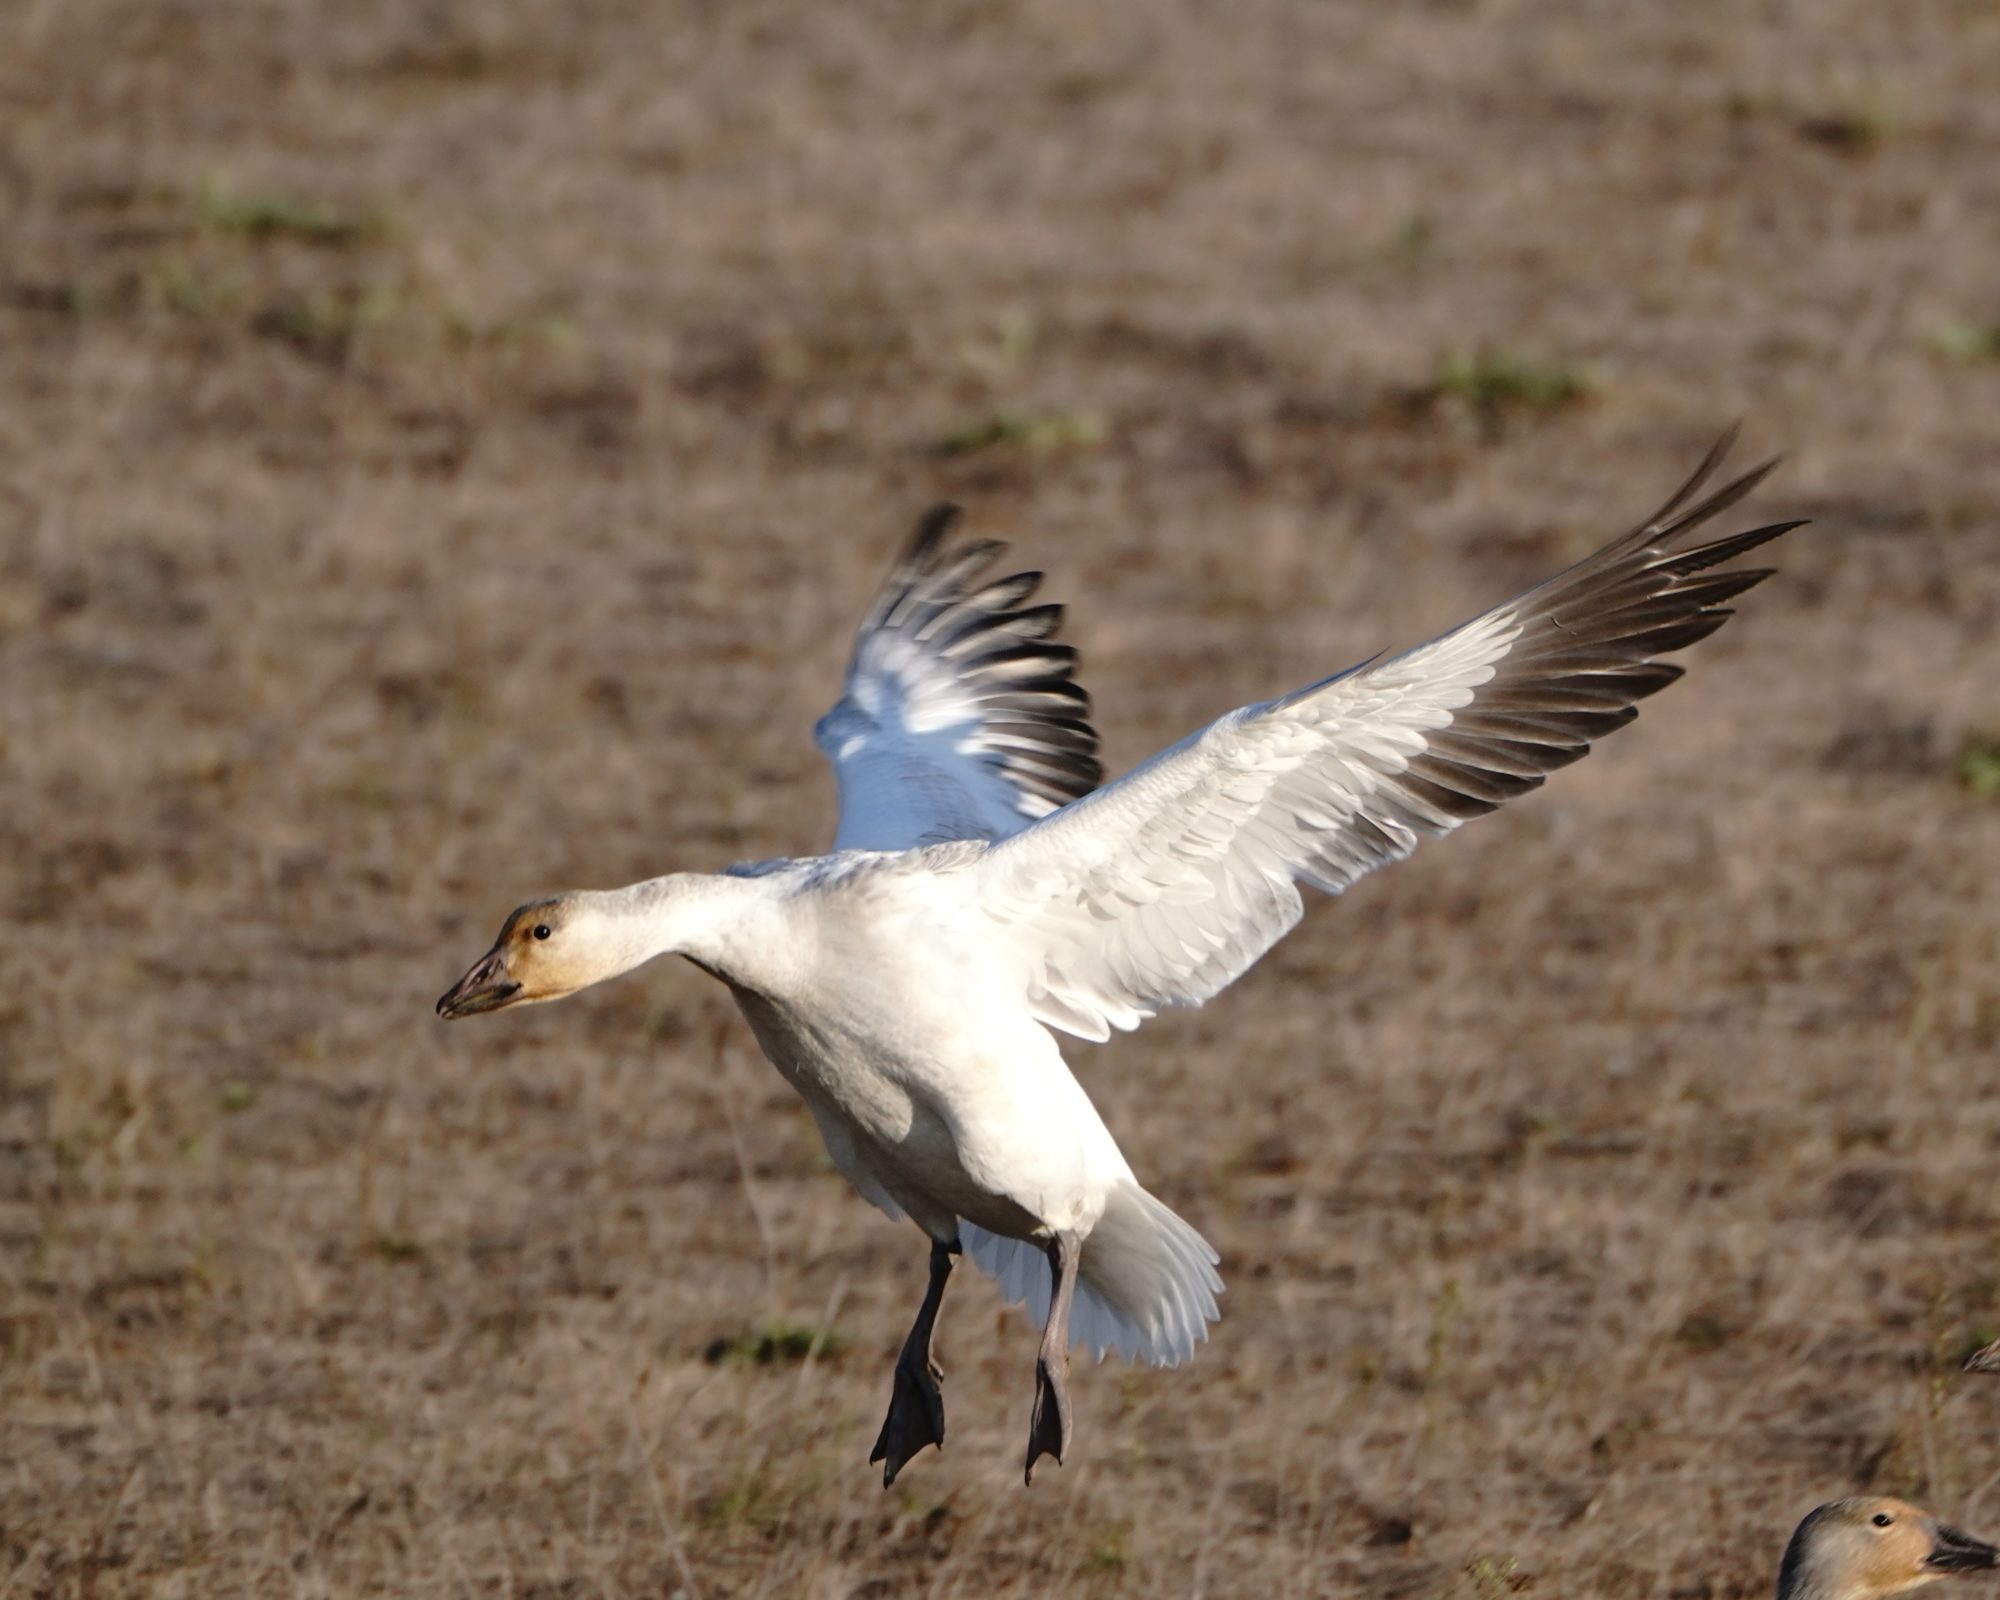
xmin=438 ymin=430 xmax=1803 ymax=1485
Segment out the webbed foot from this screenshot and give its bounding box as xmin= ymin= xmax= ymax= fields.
xmin=869 ymin=1237 xmax=956 ymax=1487
xmin=871 ymin=1350 xmax=947 ymax=1486
xmin=1024 ymin=1350 xmax=1072 ymax=1484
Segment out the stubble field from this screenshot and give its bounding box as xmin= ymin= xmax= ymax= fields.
xmin=4 ymin=2 xmax=2000 ymax=1595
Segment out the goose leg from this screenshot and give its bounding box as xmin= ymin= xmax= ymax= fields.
xmin=1024 ymin=1228 xmax=1080 ymax=1485
xmin=870 ymin=1238 xmax=956 ymax=1487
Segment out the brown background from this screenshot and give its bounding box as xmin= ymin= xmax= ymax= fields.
xmin=4 ymin=2 xmax=1999 ymax=1595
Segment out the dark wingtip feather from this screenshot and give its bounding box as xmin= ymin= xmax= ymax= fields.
xmin=1651 ymin=457 xmax=1785 ymax=549
xmin=905 ymin=502 xmax=962 ymax=566
xmin=1662 ymin=519 xmax=1806 ymax=576
xmin=1374 ymin=437 xmax=1795 ymax=836
xmin=842 ymin=507 xmax=1105 ymax=818
xmin=1644 ymin=421 xmax=1743 ymax=533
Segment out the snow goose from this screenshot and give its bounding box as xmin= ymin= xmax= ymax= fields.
xmin=438 ymin=430 xmax=1803 ymax=1484
xmin=1775 ymin=1498 xmax=1997 ymax=1600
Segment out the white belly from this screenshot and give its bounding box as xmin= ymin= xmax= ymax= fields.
xmin=724 ymin=979 xmax=1125 ymax=1243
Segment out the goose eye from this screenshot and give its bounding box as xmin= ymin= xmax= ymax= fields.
xmin=533 ymin=924 xmax=552 ymax=941
xmin=1872 ymin=1513 xmax=1894 ymax=1528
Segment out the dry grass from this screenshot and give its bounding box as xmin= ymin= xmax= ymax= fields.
xmin=4 ymin=1 xmax=2000 ymax=1595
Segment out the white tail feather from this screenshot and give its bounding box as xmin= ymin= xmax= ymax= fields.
xmin=960 ymin=1182 xmax=1223 ymax=1367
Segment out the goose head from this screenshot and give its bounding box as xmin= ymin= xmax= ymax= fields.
xmin=1776 ymin=1497 xmax=1998 ymax=1600
xmin=436 ymin=895 xmax=612 ymax=1018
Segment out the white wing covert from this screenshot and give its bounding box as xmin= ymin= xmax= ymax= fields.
xmin=817 ymin=505 xmax=1102 ymax=852
xmin=976 ymin=430 xmax=1803 ymax=1042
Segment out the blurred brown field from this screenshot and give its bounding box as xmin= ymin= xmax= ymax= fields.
xmin=4 ymin=2 xmax=2000 ymax=1596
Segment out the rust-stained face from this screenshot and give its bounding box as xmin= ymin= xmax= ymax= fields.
xmin=435 ymin=898 xmax=582 ymax=1019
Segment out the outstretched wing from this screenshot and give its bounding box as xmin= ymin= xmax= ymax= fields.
xmin=816 ymin=505 xmax=1103 ymax=851
xmin=977 ymin=429 xmax=1803 ymax=1041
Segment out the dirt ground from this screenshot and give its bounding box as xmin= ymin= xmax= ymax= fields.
xmin=4 ymin=1 xmax=2000 ymax=1595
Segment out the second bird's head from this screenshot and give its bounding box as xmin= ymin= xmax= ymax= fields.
xmin=1778 ymin=1497 xmax=1998 ymax=1600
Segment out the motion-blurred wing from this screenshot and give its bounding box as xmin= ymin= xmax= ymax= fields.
xmin=978 ymin=430 xmax=1803 ymax=1041
xmin=816 ymin=505 xmax=1103 ymax=851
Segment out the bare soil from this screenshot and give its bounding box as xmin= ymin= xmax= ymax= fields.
xmin=3 ymin=2 xmax=1999 ymax=1596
